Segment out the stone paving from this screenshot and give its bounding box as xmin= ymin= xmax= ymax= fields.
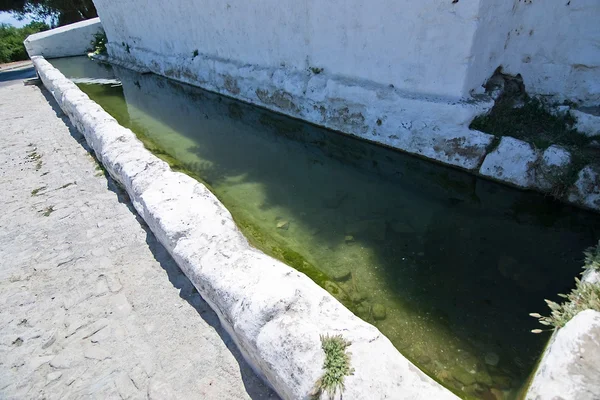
xmin=0 ymin=68 xmax=276 ymax=399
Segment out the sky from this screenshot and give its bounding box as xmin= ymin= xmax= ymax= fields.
xmin=0 ymin=12 xmax=35 ymax=28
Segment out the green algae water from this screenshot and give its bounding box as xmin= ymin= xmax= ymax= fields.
xmin=51 ymin=57 xmax=600 ymax=400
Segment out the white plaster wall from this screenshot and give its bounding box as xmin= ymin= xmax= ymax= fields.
xmin=467 ymin=0 xmax=600 ymax=105
xmin=501 ymin=0 xmax=600 ymax=105
xmin=93 ymin=0 xmax=482 ymax=99
xmin=24 ymin=18 xmax=103 ymax=59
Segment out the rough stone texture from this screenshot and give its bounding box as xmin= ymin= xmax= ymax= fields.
xmin=571 ymin=109 xmax=600 ymax=138
xmin=24 ymin=18 xmax=103 ymax=59
xmin=31 ymin=56 xmax=459 ymax=400
xmin=526 ymin=310 xmax=600 ymax=400
xmin=568 ymin=165 xmax=600 ymax=212
xmin=0 ymin=66 xmax=275 ymax=399
xmin=534 ymin=145 xmax=572 ymax=191
xmin=479 ymin=137 xmax=539 ymax=188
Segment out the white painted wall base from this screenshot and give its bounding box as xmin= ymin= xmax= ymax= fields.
xmin=105 ymin=45 xmax=496 ymax=172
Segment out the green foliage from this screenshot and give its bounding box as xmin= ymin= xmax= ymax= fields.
xmin=89 ymin=31 xmax=107 ymax=55
xmin=530 ymin=279 xmax=600 ymax=331
xmin=192 ymin=49 xmax=199 ymax=58
xmin=0 ymin=0 xmax=97 ymax=26
xmin=313 ymin=334 xmax=354 ymax=399
xmin=584 ymin=240 xmax=600 ymax=272
xmin=470 ymin=96 xmax=589 ymax=150
xmin=0 ymin=21 xmax=48 ymax=63
xmin=530 ymin=241 xmax=600 ymax=331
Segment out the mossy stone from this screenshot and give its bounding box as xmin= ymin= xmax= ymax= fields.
xmin=372 ymin=303 xmax=386 ymax=320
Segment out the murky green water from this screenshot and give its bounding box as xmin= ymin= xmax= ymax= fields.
xmin=51 ymin=57 xmax=600 ymax=399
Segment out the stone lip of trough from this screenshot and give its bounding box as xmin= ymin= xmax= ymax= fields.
xmin=31 ymin=55 xmax=460 ymax=400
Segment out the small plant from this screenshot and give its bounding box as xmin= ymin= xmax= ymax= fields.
xmin=90 ymin=32 xmax=107 ymax=55
xmin=38 ymin=206 xmax=55 ymax=217
xmin=192 ymin=49 xmax=199 ymax=58
xmin=309 ymin=67 xmax=324 ymax=75
xmin=530 ymin=241 xmax=600 ymax=331
xmin=530 ymin=279 xmax=600 ymax=331
xmin=312 ymin=334 xmax=354 ymax=399
xmin=31 ymin=186 xmax=46 ymax=196
xmin=584 ymin=240 xmax=600 ymax=271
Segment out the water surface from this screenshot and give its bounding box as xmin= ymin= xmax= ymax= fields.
xmin=50 ymin=57 xmax=600 ymax=399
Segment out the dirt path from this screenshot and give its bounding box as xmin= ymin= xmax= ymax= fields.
xmin=0 ymin=69 xmax=276 ymax=399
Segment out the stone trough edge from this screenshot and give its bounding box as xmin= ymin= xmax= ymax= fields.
xmin=31 ymin=56 xmax=460 ymax=400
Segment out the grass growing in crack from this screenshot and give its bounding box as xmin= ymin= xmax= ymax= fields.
xmin=530 ymin=241 xmax=600 ymax=331
xmin=470 ymin=96 xmax=591 ymax=149
xmin=38 ymin=206 xmax=55 ymax=217
xmin=31 ymin=186 xmax=46 ymax=196
xmin=27 ymin=148 xmax=43 ymax=171
xmin=59 ymin=182 xmax=75 ymax=189
xmin=312 ymin=334 xmax=354 ymax=399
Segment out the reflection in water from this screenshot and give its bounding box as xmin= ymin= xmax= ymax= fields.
xmin=52 ymin=57 xmax=600 ymax=399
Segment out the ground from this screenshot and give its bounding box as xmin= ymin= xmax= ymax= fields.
xmin=0 ymin=62 xmax=276 ymax=399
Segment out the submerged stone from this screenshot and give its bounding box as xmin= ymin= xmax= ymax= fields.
xmin=332 ymin=270 xmax=352 ymax=282
xmin=485 ymin=352 xmax=500 ymax=367
xmin=276 ymin=220 xmax=289 ymax=230
xmin=372 ymin=303 xmax=386 ymax=320
xmin=345 ymin=218 xmax=387 ymax=241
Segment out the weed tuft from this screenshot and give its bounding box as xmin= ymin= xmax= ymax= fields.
xmin=89 ymin=32 xmax=107 ymax=56
xmin=584 ymin=240 xmax=600 ymax=272
xmin=31 ymin=186 xmax=46 ymax=196
xmin=531 ymin=241 xmax=600 ymax=331
xmin=312 ymin=334 xmax=354 ymax=399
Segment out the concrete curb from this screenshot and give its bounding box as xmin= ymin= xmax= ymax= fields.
xmin=31 ymin=56 xmax=459 ymax=400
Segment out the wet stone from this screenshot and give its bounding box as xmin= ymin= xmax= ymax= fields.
xmin=332 ymin=270 xmax=352 ymax=282
xmin=485 ymin=352 xmax=500 ymax=367
xmin=372 ymin=303 xmax=387 ymax=320
xmin=276 ymin=220 xmax=289 ymax=230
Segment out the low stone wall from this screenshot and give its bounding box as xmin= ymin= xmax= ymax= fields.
xmin=526 ymin=310 xmax=600 ymax=400
xmin=24 ymin=18 xmax=103 ymax=59
xmin=32 ymin=55 xmax=459 ymax=400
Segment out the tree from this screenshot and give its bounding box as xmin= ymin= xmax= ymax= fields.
xmin=0 ymin=0 xmax=97 ymax=27
xmin=0 ymin=21 xmax=49 ymax=62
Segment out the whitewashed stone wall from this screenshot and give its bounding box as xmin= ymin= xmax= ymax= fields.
xmin=468 ymin=0 xmax=600 ymax=106
xmin=90 ymin=0 xmax=599 ymax=174
xmin=24 ymin=18 xmax=103 ymax=59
